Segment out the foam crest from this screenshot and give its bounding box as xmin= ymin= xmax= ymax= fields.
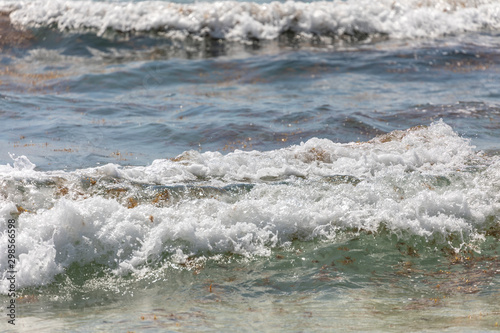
xmin=0 ymin=121 xmax=498 ymax=292
xmin=0 ymin=154 xmax=36 ymax=175
xmin=115 ymin=121 xmax=476 ymax=184
xmin=2 ymin=0 xmax=500 ymax=41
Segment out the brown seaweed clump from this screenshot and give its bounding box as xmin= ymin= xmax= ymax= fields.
xmin=0 ymin=13 xmax=34 ymax=51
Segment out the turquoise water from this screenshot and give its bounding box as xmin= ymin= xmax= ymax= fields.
xmin=0 ymin=0 xmax=499 ymax=331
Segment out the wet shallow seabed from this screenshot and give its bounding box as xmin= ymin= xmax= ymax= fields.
xmin=7 ymin=229 xmax=500 ymax=332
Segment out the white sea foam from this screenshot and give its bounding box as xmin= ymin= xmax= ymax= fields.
xmin=1 ymin=0 xmax=500 ymax=41
xmin=0 ymin=121 xmax=499 ymax=292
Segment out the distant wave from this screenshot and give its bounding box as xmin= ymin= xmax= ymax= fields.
xmin=1 ymin=0 xmax=500 ymax=41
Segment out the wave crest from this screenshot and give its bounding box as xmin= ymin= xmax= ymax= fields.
xmin=2 ymin=0 xmax=500 ymax=41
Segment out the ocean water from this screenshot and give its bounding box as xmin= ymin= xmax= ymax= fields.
xmin=0 ymin=0 xmax=499 ymax=331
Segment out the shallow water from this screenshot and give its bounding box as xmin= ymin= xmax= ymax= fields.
xmin=0 ymin=0 xmax=499 ymax=331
